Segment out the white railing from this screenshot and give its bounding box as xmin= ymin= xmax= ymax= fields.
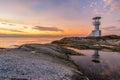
xmin=93 ymin=21 xmax=100 ymax=25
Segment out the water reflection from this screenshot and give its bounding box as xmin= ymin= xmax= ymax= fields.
xmin=69 ymin=48 xmax=120 ymax=80
xmin=92 ymin=50 xmax=100 ymax=63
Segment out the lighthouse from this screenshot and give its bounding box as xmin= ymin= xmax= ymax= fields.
xmin=89 ymin=16 xmax=102 ymax=37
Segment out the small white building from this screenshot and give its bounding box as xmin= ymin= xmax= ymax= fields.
xmin=89 ymin=17 xmax=102 ymax=37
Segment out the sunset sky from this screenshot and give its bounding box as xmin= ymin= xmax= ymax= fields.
xmin=0 ymin=0 xmax=120 ymax=37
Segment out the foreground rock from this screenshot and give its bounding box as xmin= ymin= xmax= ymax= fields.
xmin=0 ymin=44 xmax=88 ymax=80
xmin=52 ymin=35 xmax=120 ymax=52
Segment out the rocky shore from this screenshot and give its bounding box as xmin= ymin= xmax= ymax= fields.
xmin=52 ymin=35 xmax=120 ymax=52
xmin=1 ymin=35 xmax=119 ymax=80
xmin=0 ymin=44 xmax=88 ymax=80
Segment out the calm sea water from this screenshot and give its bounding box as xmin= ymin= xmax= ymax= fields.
xmin=68 ymin=48 xmax=120 ymax=80
xmin=0 ymin=37 xmax=61 ymax=48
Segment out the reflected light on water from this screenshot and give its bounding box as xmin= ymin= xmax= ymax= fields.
xmin=0 ymin=37 xmax=60 ymax=48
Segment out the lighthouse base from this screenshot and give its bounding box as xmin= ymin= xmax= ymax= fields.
xmin=89 ymin=30 xmax=101 ymax=37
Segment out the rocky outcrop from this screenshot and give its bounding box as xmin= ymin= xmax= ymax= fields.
xmin=52 ymin=35 xmax=120 ymax=52
xmin=0 ymin=44 xmax=88 ymax=80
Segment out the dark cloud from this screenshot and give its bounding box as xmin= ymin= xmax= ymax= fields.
xmin=33 ymin=26 xmax=63 ymax=32
xmin=8 ymin=23 xmax=16 ymax=26
xmin=23 ymin=26 xmax=28 ymax=28
xmin=102 ymin=26 xmax=120 ymax=31
xmin=1 ymin=23 xmax=16 ymax=26
xmin=1 ymin=23 xmax=7 ymax=24
xmin=0 ymin=28 xmax=23 ymax=32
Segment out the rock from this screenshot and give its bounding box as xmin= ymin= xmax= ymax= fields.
xmin=0 ymin=44 xmax=88 ymax=80
xmin=52 ymin=35 xmax=120 ymax=52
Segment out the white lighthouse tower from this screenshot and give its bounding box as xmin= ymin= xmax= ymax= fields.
xmin=89 ymin=16 xmax=101 ymax=37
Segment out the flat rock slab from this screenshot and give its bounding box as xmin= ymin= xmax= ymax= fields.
xmin=0 ymin=44 xmax=88 ymax=80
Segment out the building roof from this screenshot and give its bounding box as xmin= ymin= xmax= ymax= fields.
xmin=92 ymin=16 xmax=101 ymax=20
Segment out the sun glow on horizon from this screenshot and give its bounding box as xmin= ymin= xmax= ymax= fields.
xmin=0 ymin=0 xmax=119 ymax=37
xmin=0 ymin=19 xmax=91 ymax=36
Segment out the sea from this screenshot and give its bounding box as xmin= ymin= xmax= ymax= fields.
xmin=0 ymin=37 xmax=61 ymax=48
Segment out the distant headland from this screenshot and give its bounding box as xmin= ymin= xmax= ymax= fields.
xmin=52 ymin=35 xmax=120 ymax=52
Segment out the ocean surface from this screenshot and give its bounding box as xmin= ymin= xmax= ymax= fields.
xmin=0 ymin=37 xmax=61 ymax=48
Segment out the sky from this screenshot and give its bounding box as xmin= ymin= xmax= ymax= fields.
xmin=0 ymin=0 xmax=120 ymax=37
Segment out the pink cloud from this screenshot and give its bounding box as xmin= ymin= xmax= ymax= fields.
xmin=103 ymin=0 xmax=120 ymax=11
